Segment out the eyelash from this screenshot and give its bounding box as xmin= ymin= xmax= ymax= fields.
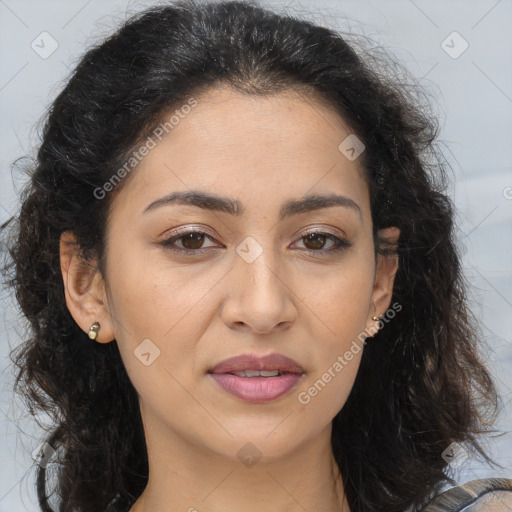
xmin=158 ymin=228 xmax=351 ymax=256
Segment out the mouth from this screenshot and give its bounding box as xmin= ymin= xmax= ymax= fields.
xmin=208 ymin=352 xmax=305 ymax=375
xmin=207 ymin=353 xmax=304 ymax=403
xmin=225 ymin=369 xmax=291 ymax=377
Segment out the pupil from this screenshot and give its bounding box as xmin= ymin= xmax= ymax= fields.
xmin=182 ymin=232 xmax=204 ymax=249
xmin=304 ymin=233 xmax=325 ymax=250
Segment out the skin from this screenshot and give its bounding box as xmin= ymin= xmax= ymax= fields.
xmin=60 ymin=84 xmax=399 ymax=512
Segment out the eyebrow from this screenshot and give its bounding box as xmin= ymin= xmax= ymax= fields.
xmin=143 ymin=190 xmax=362 ymax=221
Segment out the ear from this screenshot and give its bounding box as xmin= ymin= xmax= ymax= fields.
xmin=59 ymin=231 xmax=115 ymax=344
xmin=365 ymin=226 xmax=400 ymax=336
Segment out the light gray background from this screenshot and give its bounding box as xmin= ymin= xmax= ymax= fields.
xmin=1 ymin=0 xmax=511 ymax=510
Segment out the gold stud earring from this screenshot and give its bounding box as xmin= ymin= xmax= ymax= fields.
xmin=88 ymin=322 xmax=100 ymax=340
xmin=372 ymin=315 xmax=382 ymax=321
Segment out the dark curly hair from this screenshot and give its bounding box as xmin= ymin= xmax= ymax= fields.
xmin=0 ymin=1 xmax=502 ymax=511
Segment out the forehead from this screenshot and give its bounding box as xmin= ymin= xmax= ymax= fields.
xmin=111 ymin=85 xmax=370 ymax=218
xmin=169 ymin=84 xmax=356 ymax=158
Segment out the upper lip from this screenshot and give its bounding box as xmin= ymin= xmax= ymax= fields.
xmin=209 ymin=353 xmax=304 ymax=374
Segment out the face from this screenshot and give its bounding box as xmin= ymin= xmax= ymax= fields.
xmin=63 ymin=84 xmax=398 ymax=463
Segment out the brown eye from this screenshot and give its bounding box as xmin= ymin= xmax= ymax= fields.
xmin=159 ymin=229 xmax=219 ymax=254
xmin=303 ymin=233 xmax=328 ymax=250
xmin=181 ymin=232 xmax=207 ymax=250
xmin=294 ymin=230 xmax=352 ymax=255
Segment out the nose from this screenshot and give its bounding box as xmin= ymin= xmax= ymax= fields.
xmin=220 ymin=239 xmax=298 ymax=335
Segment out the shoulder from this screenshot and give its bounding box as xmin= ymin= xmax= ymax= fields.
xmin=420 ymin=478 xmax=512 ymax=511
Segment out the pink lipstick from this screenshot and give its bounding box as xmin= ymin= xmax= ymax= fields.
xmin=208 ymin=353 xmax=304 ymax=403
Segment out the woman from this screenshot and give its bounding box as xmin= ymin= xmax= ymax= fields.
xmin=2 ymin=1 xmax=510 ymax=511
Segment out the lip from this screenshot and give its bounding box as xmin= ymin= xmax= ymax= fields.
xmin=208 ymin=353 xmax=305 ymax=403
xmin=209 ymin=353 xmax=304 ymax=374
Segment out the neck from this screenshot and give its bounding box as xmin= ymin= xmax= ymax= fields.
xmin=129 ymin=416 xmax=350 ymax=512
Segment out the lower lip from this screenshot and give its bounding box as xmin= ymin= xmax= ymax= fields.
xmin=209 ymin=372 xmax=303 ymax=402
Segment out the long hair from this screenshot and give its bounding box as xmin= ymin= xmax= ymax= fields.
xmin=1 ymin=1 xmax=500 ymax=510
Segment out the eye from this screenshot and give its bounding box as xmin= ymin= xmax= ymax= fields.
xmin=159 ymin=229 xmax=220 ymax=255
xmin=293 ymin=229 xmax=351 ymax=254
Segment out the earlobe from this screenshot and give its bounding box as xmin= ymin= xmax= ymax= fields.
xmin=59 ymin=231 xmax=115 ymax=344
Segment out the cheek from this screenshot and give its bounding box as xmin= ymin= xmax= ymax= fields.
xmin=294 ymin=290 xmax=368 ymax=428
xmin=293 ymin=251 xmax=374 ymax=416
xmin=104 ymin=241 xmax=225 ymax=387
xmin=299 ymin=248 xmax=375 ymax=336
xmin=106 ymin=240 xmax=216 ymax=336
xmin=297 ymin=349 xmax=363 ymax=426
